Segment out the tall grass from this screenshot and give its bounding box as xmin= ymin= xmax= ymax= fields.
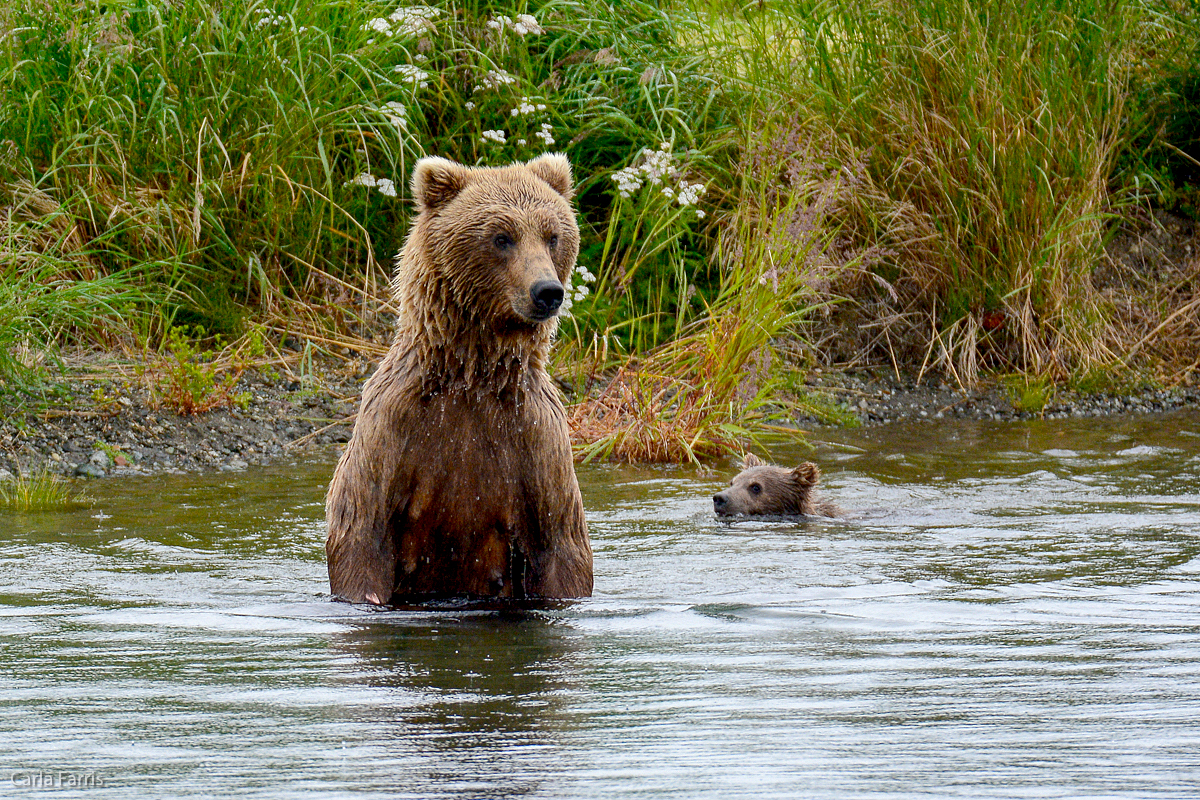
xmin=690 ymin=0 xmax=1188 ymax=384
xmin=568 ymin=134 xmax=838 ymax=462
xmin=0 ymin=182 xmax=157 ymax=392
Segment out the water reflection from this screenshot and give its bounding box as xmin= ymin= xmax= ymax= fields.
xmin=333 ymin=610 xmax=580 ymax=798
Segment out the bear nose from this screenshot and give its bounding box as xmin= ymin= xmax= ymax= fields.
xmin=530 ymin=279 xmax=564 ymax=316
xmin=713 ymin=493 xmax=727 ymax=509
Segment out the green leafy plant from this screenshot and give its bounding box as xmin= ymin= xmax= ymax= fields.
xmin=1006 ymin=374 xmax=1055 ymax=414
xmin=145 ymin=326 xmax=250 ymax=415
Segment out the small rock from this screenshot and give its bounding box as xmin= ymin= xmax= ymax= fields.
xmin=90 ymin=450 xmax=111 ymax=468
xmin=75 ymin=463 xmax=105 ymax=478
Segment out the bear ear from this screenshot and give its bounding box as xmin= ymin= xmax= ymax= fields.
xmin=742 ymin=453 xmax=764 ymax=469
xmin=525 ymin=153 xmax=574 ymax=199
xmin=793 ymin=462 xmax=820 ymax=488
xmin=412 ymin=156 xmax=471 ymax=212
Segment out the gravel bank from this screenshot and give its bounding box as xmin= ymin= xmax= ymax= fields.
xmin=796 ymin=370 xmax=1200 ymax=426
xmin=0 ymin=361 xmax=361 ymax=481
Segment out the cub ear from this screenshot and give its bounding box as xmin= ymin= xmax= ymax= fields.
xmin=411 ymin=156 xmax=470 ymax=212
xmin=793 ymin=462 xmax=820 ymax=488
xmin=525 ymin=153 xmax=574 ymax=199
xmin=741 ymin=453 xmax=764 ymax=469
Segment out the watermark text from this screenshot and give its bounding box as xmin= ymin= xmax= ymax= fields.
xmin=11 ymin=771 xmax=106 ymax=790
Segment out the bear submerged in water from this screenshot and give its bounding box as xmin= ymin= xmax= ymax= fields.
xmin=325 ymin=154 xmax=593 ymax=605
xmin=713 ymin=453 xmax=842 ymax=518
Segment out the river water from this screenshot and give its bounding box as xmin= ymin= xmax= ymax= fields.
xmin=2 ymin=412 xmax=1199 ymax=798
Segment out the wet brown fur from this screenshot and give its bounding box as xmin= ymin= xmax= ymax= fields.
xmin=713 ymin=453 xmax=842 ymax=518
xmin=325 ymin=154 xmax=592 ymax=604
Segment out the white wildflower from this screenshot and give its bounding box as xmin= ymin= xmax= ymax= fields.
xmin=481 ymin=129 xmax=507 ymax=144
xmin=675 ymin=181 xmax=706 ymax=207
xmin=387 ymin=5 xmax=441 ymax=37
xmin=489 ymin=13 xmax=544 ymax=37
xmin=346 ymin=173 xmax=377 ymax=187
xmin=392 ymin=64 xmax=430 ymax=87
xmin=366 ymin=6 xmax=439 ymax=38
xmin=382 ymin=101 xmax=407 ymax=130
xmin=534 ymin=123 xmax=555 ymax=146
xmin=611 ymin=165 xmax=644 ymax=198
xmin=517 ymin=138 xmax=527 ymax=146
xmin=516 ymin=14 xmax=544 ymax=34
xmin=474 ymin=69 xmax=517 ymax=92
xmin=567 ymin=263 xmax=596 ymax=305
xmin=256 ymin=12 xmax=289 ymax=28
xmin=464 ymin=101 xmax=476 ymax=110
xmin=375 ymin=178 xmax=397 ymax=197
xmin=610 ymin=145 xmax=707 ymax=216
xmin=511 ymin=97 xmax=537 ymax=116
xmin=364 ymin=17 xmax=392 ymax=35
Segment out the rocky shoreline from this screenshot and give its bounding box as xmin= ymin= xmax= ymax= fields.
xmin=797 ymin=370 xmax=1200 ymax=427
xmin=2 ymin=357 xmax=1198 ymax=482
xmin=0 ymin=360 xmax=361 ymax=481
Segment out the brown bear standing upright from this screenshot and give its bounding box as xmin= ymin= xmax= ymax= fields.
xmin=712 ymin=453 xmax=842 ymax=518
xmin=325 ymin=154 xmax=593 ymax=605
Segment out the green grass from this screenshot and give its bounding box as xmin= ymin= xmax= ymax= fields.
xmin=0 ymin=469 xmax=93 ymax=512
xmin=0 ymin=194 xmax=157 ymax=393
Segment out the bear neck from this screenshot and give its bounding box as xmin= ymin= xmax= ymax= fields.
xmin=397 ymin=278 xmax=554 ymax=400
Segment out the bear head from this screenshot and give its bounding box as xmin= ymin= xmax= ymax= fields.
xmin=712 ymin=452 xmax=822 ymax=516
xmin=404 ymin=153 xmax=581 ymax=333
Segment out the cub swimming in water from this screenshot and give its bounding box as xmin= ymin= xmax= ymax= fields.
xmin=712 ymin=453 xmax=842 ymax=518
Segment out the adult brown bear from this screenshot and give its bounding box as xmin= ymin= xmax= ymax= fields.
xmin=325 ymin=154 xmax=593 ymax=605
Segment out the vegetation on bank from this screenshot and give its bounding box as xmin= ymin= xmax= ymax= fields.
xmin=0 ymin=467 xmax=92 ymax=511
xmin=1 ymin=0 xmax=1197 ymax=463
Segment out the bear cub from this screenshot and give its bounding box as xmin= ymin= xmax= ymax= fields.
xmin=713 ymin=453 xmax=841 ymax=518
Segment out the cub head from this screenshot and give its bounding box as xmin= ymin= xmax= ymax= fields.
xmin=712 ymin=453 xmax=821 ymax=517
xmin=408 ymin=153 xmax=580 ymax=329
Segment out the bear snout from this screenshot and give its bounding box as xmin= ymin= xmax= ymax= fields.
xmin=530 ymin=279 xmax=564 ymax=318
xmin=713 ymin=492 xmax=729 ymax=514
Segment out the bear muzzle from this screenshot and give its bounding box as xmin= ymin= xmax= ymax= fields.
xmin=528 ymin=278 xmax=565 ymax=320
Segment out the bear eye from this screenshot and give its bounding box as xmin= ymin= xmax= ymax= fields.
xmin=493 ymin=233 xmax=513 ymax=250
xmin=547 ymin=234 xmax=559 ymax=249
xmin=749 ymin=483 xmax=762 ymax=495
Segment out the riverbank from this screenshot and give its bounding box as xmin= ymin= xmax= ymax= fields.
xmin=3 ymin=351 xmax=1198 ymax=481
xmin=0 ymin=355 xmax=361 ymax=481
